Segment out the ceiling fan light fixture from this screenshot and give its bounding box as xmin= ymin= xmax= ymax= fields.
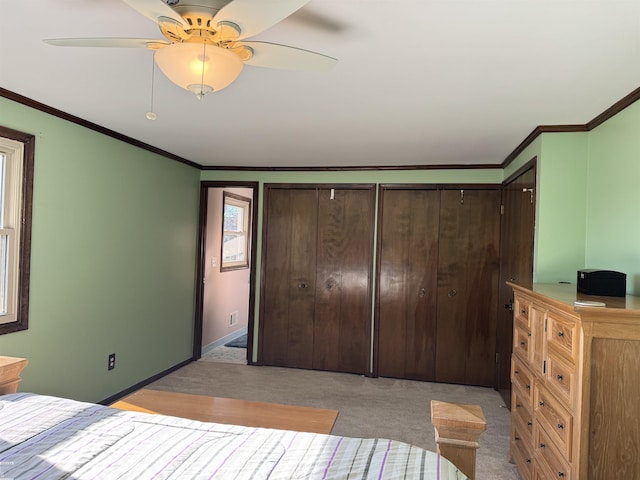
xmin=154 ymin=42 xmax=243 ymax=97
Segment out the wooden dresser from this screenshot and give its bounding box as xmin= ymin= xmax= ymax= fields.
xmin=508 ymin=283 xmax=640 ymax=480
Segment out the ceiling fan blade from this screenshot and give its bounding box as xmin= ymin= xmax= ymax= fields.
xmin=122 ymin=0 xmax=187 ymax=26
xmin=214 ymin=0 xmax=310 ymax=40
xmin=238 ymin=41 xmax=337 ymax=71
xmin=44 ymin=38 xmax=168 ymax=49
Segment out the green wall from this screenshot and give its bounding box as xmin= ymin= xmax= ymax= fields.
xmin=536 ymin=133 xmax=589 ymax=283
xmin=0 ymin=98 xmax=200 ymax=402
xmin=586 ymin=101 xmax=640 ymax=294
xmin=506 ymin=106 xmax=639 ymax=294
xmin=504 ymin=133 xmax=589 ymax=284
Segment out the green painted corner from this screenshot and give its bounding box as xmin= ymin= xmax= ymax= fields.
xmin=0 ymin=98 xmax=200 ymax=402
xmin=585 ymin=102 xmax=640 ymax=294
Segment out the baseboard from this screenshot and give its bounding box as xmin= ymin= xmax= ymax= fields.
xmin=98 ymin=358 xmax=192 ymax=406
xmin=201 ymin=327 xmax=248 ymax=355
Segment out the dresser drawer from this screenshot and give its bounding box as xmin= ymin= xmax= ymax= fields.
xmin=535 ymin=424 xmax=572 ymax=480
xmin=514 ymin=295 xmax=532 ymax=327
xmin=512 ymin=389 xmax=533 ymax=443
xmin=545 ymin=352 xmax=576 ymax=407
xmin=512 ymin=354 xmax=534 ymax=407
xmin=546 ymin=311 xmax=578 ymax=363
xmin=534 ymin=387 xmax=573 ymax=458
xmin=512 ymin=419 xmax=534 ymax=480
xmin=513 ymin=324 xmax=532 ymax=362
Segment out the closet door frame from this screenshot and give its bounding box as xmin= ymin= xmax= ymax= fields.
xmin=258 ymin=183 xmax=376 ymax=372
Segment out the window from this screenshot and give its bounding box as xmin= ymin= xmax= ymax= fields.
xmin=0 ymin=127 xmax=34 ymax=335
xmin=221 ymin=191 xmax=251 ymax=271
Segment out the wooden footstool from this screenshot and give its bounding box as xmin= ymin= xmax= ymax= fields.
xmin=430 ymin=400 xmax=486 ymax=480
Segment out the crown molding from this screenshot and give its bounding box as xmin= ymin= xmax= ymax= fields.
xmin=200 ymin=163 xmax=501 ymax=171
xmin=4 ymin=84 xmax=640 ymax=172
xmin=501 ymin=84 xmax=640 ymax=168
xmin=0 ymin=88 xmax=200 ymax=170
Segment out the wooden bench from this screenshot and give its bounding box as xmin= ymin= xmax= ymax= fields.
xmin=112 ymin=388 xmax=339 ymax=434
xmin=430 ymin=400 xmax=487 ymax=480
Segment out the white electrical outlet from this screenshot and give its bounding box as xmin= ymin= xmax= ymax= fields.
xmin=211 ymin=257 xmax=218 ymax=267
xmin=229 ymin=311 xmax=238 ymax=326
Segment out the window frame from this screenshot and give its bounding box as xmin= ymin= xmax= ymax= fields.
xmin=0 ymin=126 xmax=34 ymax=335
xmin=220 ymin=191 xmax=251 ymax=272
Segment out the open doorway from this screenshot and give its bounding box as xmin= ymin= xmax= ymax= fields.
xmin=193 ymin=181 xmax=259 ymax=365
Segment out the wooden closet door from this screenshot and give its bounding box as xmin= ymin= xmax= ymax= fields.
xmin=377 ymin=188 xmax=440 ymax=381
xmin=435 ymin=189 xmax=501 ymax=386
xmin=496 ymin=166 xmax=535 ymax=402
xmin=313 ymin=188 xmax=374 ymax=375
xmin=261 ymin=188 xmax=318 ymax=369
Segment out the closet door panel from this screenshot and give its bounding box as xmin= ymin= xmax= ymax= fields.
xmin=262 ymin=189 xmax=318 ymax=368
xmin=496 ymin=166 xmax=536 ymax=401
xmin=377 ymin=188 xmax=439 ymax=380
xmin=436 ymin=189 xmax=501 ymax=386
xmin=314 ymin=188 xmax=373 ymax=374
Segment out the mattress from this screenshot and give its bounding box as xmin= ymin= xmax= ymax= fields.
xmin=0 ymin=393 xmax=467 ymax=479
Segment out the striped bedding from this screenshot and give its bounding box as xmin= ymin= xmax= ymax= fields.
xmin=0 ymin=393 xmax=467 ymax=479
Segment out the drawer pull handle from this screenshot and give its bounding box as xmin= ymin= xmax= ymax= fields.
xmin=558 ymin=473 xmax=565 ymax=478
xmin=557 ymin=423 xmax=564 ymax=429
xmin=516 ymin=403 xmax=521 ymax=408
xmin=514 ymin=436 xmax=520 ymax=441
xmin=520 ymin=341 xmax=526 ymax=346
xmin=558 ymin=331 xmax=564 ymax=337
xmin=514 ymin=370 xmax=519 ymax=374
xmin=527 ymin=421 xmax=532 ymax=426
xmin=556 ymin=374 xmax=563 ymax=381
xmin=526 ymin=384 xmax=530 ymax=390
xmin=525 ymin=459 xmax=531 ymax=464
xmin=539 ymin=443 xmax=546 ymax=448
xmin=539 ymin=401 xmax=545 ymax=407
xmin=298 ymin=282 xmax=309 ymax=289
xmin=527 ymin=332 xmax=531 ymax=337
xmin=521 ymin=308 xmax=526 ymax=315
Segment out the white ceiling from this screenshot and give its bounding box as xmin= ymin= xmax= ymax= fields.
xmin=2 ymin=0 xmax=640 ymax=168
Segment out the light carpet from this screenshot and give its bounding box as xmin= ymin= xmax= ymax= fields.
xmin=148 ymin=361 xmax=519 ymax=479
xmin=201 ymin=345 xmax=247 ymax=364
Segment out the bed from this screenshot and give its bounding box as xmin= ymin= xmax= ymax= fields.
xmin=0 ymin=392 xmax=467 ymax=479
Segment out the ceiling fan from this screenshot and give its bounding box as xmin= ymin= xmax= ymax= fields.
xmin=44 ymin=0 xmax=338 ymax=98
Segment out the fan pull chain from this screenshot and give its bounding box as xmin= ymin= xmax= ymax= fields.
xmin=196 ymin=43 xmax=207 ymax=100
xmin=146 ymin=52 xmax=157 ymax=120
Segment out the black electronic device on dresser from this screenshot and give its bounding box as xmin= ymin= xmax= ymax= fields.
xmin=577 ymin=269 xmax=627 ymax=297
